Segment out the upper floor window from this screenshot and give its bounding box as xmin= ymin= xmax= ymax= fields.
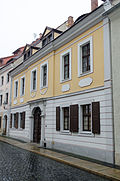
xmin=7 ymin=74 xmax=9 ymax=83
xmin=1 ymin=76 xmax=4 ymax=85
xmin=14 ymin=80 xmax=18 ymax=98
xmin=0 ymin=95 xmax=3 ymax=106
xmin=20 ymin=76 xmax=25 ymax=96
xmin=78 ymin=37 xmax=93 ymax=76
xmin=60 ymin=49 xmax=71 ymax=82
xmin=31 ymin=68 xmax=37 ymax=92
xmin=40 ymin=62 xmax=48 ymax=89
xmin=5 ymin=93 xmax=8 ymax=104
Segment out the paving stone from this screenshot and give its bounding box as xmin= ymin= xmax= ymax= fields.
xmin=0 ymin=141 xmax=110 ymax=181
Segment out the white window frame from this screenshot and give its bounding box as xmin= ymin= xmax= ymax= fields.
xmin=60 ymin=48 xmax=72 ymax=83
xmin=40 ymin=61 xmax=48 ymax=89
xmin=60 ymin=105 xmax=70 ymax=133
xmin=20 ymin=75 xmax=25 ymax=96
xmin=30 ymin=68 xmax=37 ymax=92
xmin=79 ymin=101 xmax=92 ymax=134
xmin=78 ymin=37 xmax=93 ymax=77
xmin=14 ymin=79 xmax=18 ymax=98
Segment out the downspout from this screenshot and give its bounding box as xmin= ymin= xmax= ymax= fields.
xmin=108 ymin=18 xmax=115 ymax=167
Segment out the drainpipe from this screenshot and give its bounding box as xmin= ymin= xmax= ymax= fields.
xmin=108 ymin=19 xmax=115 ymax=167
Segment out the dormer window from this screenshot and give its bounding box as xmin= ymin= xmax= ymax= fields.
xmin=42 ymin=33 xmax=53 ymax=47
xmin=42 ymin=39 xmax=47 ymax=47
xmin=48 ymin=34 xmax=52 ymax=43
xmin=24 ymin=49 xmax=31 ymax=61
xmin=24 ymin=54 xmax=27 ymax=60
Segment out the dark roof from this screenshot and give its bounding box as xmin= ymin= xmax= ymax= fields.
xmin=74 ymin=13 xmax=90 ymax=24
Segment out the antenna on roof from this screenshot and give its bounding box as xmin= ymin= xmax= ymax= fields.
xmin=33 ymin=33 xmax=37 ymax=40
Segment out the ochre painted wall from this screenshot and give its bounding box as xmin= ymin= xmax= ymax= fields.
xmin=12 ymin=22 xmax=104 ymax=107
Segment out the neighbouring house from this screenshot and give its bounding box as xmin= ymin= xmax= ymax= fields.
xmin=0 ymin=47 xmax=24 ymax=135
xmin=103 ymin=0 xmax=120 ymax=166
xmin=8 ymin=0 xmax=116 ymax=165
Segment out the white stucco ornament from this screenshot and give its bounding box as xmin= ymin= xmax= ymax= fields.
xmin=20 ymin=98 xmax=24 ymax=103
xmin=62 ymin=84 xmax=70 ymax=92
xmin=79 ymin=77 xmax=93 ymax=87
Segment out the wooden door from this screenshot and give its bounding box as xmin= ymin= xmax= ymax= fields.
xmin=33 ymin=108 xmax=41 ymax=143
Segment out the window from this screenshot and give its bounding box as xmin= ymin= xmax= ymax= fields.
xmin=24 ymin=49 xmax=32 ymax=61
xmin=60 ymin=49 xmax=71 ymax=82
xmin=40 ymin=62 xmax=48 ymax=88
xmin=1 ymin=76 xmax=4 ymax=85
xmin=13 ymin=113 xmax=18 ymax=129
xmin=5 ymin=93 xmax=8 ymax=104
xmin=78 ymin=37 xmax=93 ymax=76
xmin=56 ymin=104 xmax=78 ymax=133
xmin=31 ymin=69 xmax=37 ymax=91
xmin=0 ymin=95 xmax=3 ymax=106
xmin=14 ymin=113 xmax=16 ymax=128
xmin=82 ymin=104 xmax=91 ymax=132
xmin=0 ymin=117 xmax=1 ymax=129
xmin=20 ymin=112 xmax=25 ymax=129
xmin=20 ymin=76 xmax=25 ymax=96
xmin=14 ymin=80 xmax=18 ymax=98
xmin=56 ymin=102 xmax=100 ymax=135
xmin=42 ymin=38 xmax=47 ymax=47
xmin=7 ymin=74 xmax=9 ymax=83
xmin=63 ymin=107 xmax=69 ymax=131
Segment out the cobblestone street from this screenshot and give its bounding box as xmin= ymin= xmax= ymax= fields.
xmin=0 ymin=141 xmax=111 ymax=181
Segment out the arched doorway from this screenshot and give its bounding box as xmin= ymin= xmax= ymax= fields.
xmin=33 ymin=107 xmax=41 ymax=143
xmin=3 ymin=115 xmax=7 ymax=135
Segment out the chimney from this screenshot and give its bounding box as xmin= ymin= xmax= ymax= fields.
xmin=91 ymin=0 xmax=98 ymax=11
xmin=39 ymin=33 xmax=42 ymax=39
xmin=67 ymin=16 xmax=74 ymax=28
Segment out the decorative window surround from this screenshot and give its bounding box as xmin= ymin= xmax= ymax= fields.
xmin=14 ymin=80 xmax=18 ymax=98
xmin=60 ymin=48 xmax=72 ymax=83
xmin=40 ymin=61 xmax=48 ymax=89
xmin=20 ymin=76 xmax=25 ymax=97
xmin=62 ymin=84 xmax=70 ymax=92
xmin=78 ymin=37 xmax=93 ymax=77
xmin=79 ymin=77 xmax=93 ymax=87
xmin=30 ymin=68 xmax=37 ymax=92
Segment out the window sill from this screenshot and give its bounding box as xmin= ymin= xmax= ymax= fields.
xmin=31 ymin=89 xmax=37 ymax=93
xmin=40 ymin=85 xmax=48 ymax=90
xmin=78 ymin=71 xmax=93 ymax=78
xmin=60 ymin=78 xmax=71 ymax=84
xmin=78 ymin=132 xmax=94 ymax=137
xmin=60 ymin=131 xmax=71 ymax=135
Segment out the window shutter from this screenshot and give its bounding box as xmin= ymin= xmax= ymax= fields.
xmin=56 ymin=107 xmax=60 ymax=131
xmin=10 ymin=114 xmax=12 ymax=128
xmin=92 ymin=102 xmax=100 ymax=134
xmin=22 ymin=112 xmax=25 ymax=129
xmin=15 ymin=112 xmax=18 ymax=129
xmin=70 ymin=104 xmax=78 ymax=132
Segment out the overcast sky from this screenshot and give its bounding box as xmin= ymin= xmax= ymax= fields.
xmin=0 ymin=0 xmax=103 ymax=58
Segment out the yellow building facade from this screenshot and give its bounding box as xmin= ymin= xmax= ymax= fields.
xmin=9 ymin=5 xmax=114 ymax=165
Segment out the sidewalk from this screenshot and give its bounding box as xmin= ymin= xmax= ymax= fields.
xmin=0 ymin=136 xmax=120 ymax=181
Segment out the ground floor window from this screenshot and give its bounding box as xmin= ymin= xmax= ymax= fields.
xmin=63 ymin=107 xmax=69 ymax=131
xmin=10 ymin=112 xmax=25 ymax=129
xmin=82 ymin=104 xmax=91 ymax=132
xmin=56 ymin=102 xmax=100 ymax=134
